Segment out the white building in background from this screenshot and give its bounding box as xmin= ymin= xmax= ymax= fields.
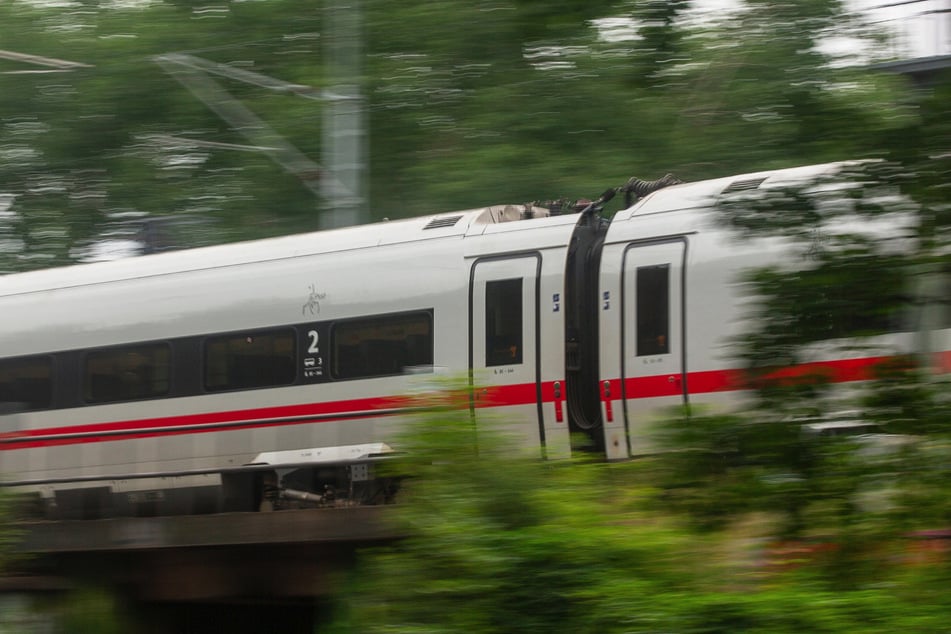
xmin=855 ymin=0 xmax=950 ymax=59
xmin=852 ymin=0 xmax=951 ymax=86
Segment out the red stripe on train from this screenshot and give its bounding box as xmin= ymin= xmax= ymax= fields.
xmin=0 ymin=385 xmax=538 ymax=449
xmin=1 ymin=394 xmax=415 ymax=449
xmin=620 ymin=356 xmax=898 ymax=399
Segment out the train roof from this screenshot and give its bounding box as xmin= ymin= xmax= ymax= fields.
xmin=614 ymin=161 xmax=861 ymax=221
xmin=0 ymin=160 xmax=865 ymax=297
xmin=0 ymin=202 xmax=568 ymax=297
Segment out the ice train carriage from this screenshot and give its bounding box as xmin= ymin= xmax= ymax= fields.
xmin=0 ymin=161 xmax=935 ymax=518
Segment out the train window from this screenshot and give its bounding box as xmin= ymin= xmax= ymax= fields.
xmin=485 ymin=278 xmax=523 ymax=366
xmin=332 ymin=312 xmax=433 ymax=380
xmin=85 ymin=344 xmax=170 ymax=404
xmin=0 ymin=355 xmax=53 ymax=412
xmin=204 ymin=330 xmax=296 ymax=392
xmin=636 ymin=265 xmax=670 ymax=356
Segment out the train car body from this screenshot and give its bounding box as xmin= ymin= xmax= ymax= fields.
xmin=0 ymin=162 xmax=938 ymax=518
xmin=0 ymin=202 xmax=583 ymax=517
xmin=596 ymin=163 xmax=923 ymax=459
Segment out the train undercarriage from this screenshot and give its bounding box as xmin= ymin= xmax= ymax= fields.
xmin=14 ymin=443 xmax=401 ymax=521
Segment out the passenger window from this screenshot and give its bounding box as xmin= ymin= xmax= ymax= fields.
xmin=204 ymin=330 xmax=295 ymax=391
xmin=636 ymin=264 xmax=670 ymax=356
xmin=0 ymin=355 xmax=53 ymax=412
xmin=332 ymin=312 xmax=433 ymax=380
xmin=85 ymin=344 xmax=170 ymax=403
xmin=486 ymin=278 xmax=523 ymax=366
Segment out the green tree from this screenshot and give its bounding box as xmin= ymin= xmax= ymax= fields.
xmin=332 ymin=405 xmax=703 ymax=633
xmin=331 ymin=401 xmax=951 ymax=632
xmin=650 ymin=135 xmax=951 ymax=541
xmin=0 ymin=0 xmax=915 ymax=272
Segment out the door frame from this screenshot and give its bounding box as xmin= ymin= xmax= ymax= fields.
xmin=620 ymin=237 xmax=689 ymax=454
xmin=468 ymin=252 xmax=545 ymax=448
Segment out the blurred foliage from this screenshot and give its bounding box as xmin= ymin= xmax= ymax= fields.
xmin=0 ymin=585 xmax=131 ymax=633
xmin=652 ymin=409 xmax=865 ymax=537
xmin=0 ymin=0 xmax=923 ymax=272
xmin=645 ymin=69 xmax=951 ymax=555
xmin=330 ymin=403 xmax=951 ymax=632
xmin=0 ymin=490 xmax=23 ymax=574
xmin=717 ymin=161 xmax=922 ymax=371
xmin=1 ymin=1 xmax=950 ymax=628
xmin=47 ymin=586 xmax=131 ymax=634
xmin=650 ymin=153 xmax=951 ymax=537
xmin=336 ymin=408 xmax=692 ymax=632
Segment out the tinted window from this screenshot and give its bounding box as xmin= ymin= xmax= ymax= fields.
xmin=636 ymin=265 xmax=670 ymax=356
xmin=204 ymin=330 xmax=296 ymax=391
xmin=0 ymin=355 xmax=53 ymax=412
xmin=333 ymin=312 xmax=433 ymax=379
xmin=486 ymin=278 xmax=523 ymax=366
xmin=85 ymin=344 xmax=170 ymax=404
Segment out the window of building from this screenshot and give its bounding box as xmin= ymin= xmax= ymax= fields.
xmin=485 ymin=278 xmax=523 ymax=366
xmin=204 ymin=330 xmax=295 ymax=392
xmin=0 ymin=355 xmax=53 ymax=412
xmin=636 ymin=265 xmax=670 ymax=356
xmin=85 ymin=344 xmax=170 ymax=404
xmin=332 ymin=312 xmax=433 ymax=380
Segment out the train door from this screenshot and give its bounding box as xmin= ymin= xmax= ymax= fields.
xmin=469 ymin=254 xmax=546 ymax=454
xmin=617 ymin=238 xmax=687 ymax=455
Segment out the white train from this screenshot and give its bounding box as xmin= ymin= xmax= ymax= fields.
xmin=0 ymin=162 xmax=942 ymax=519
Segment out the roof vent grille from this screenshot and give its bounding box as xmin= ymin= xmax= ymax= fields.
xmin=722 ymin=177 xmax=767 ymax=194
xmin=423 ymin=215 xmax=462 ymax=230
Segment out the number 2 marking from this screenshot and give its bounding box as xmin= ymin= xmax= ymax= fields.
xmin=307 ymin=330 xmax=320 ymax=354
